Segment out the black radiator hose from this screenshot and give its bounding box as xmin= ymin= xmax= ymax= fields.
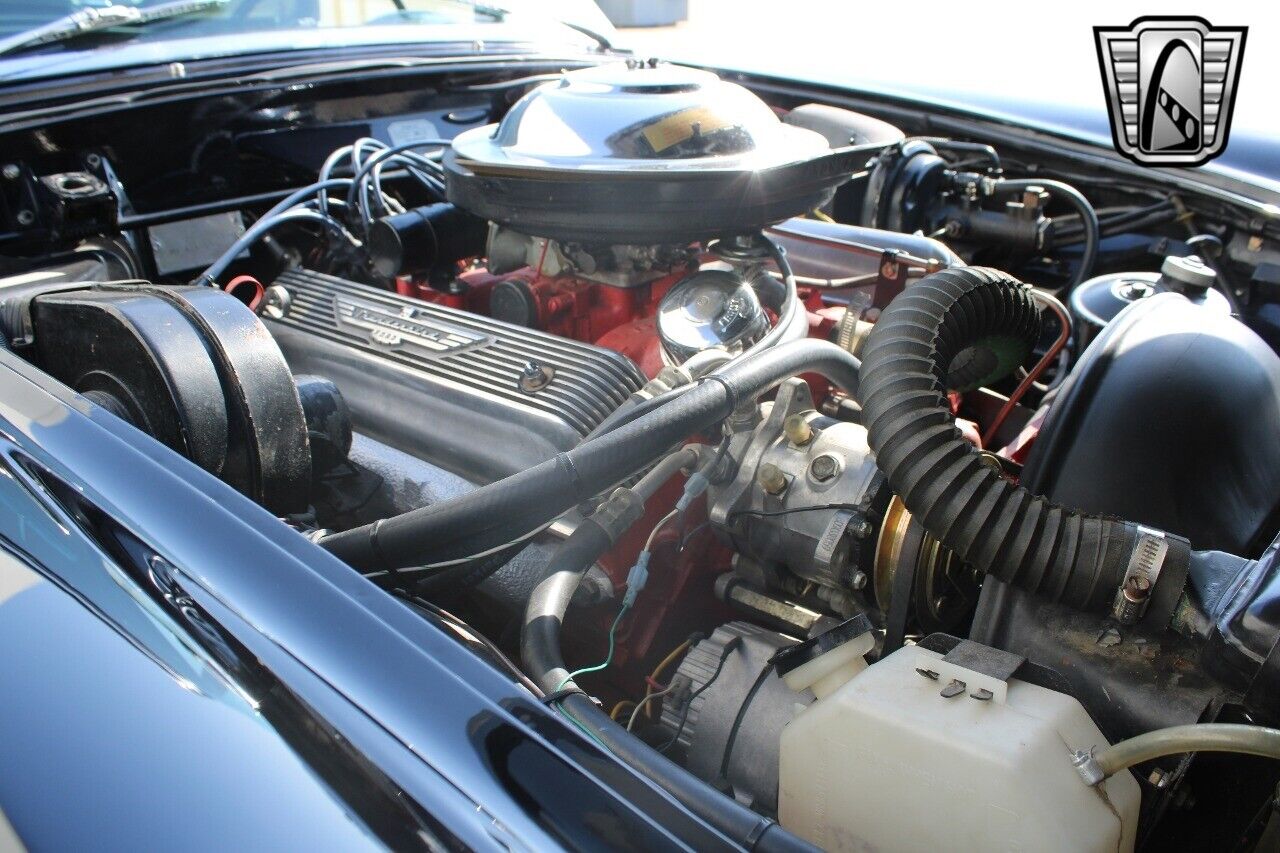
xmin=858 ymin=267 xmax=1182 ymax=612
xmin=321 ymin=339 xmax=861 ymax=571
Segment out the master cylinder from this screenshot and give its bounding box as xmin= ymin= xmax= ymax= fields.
xmin=775 ymin=632 xmax=1140 ymax=852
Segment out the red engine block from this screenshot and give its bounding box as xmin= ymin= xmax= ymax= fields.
xmin=397 ymin=266 xmax=691 ymax=377
xmin=392 ymin=233 xmax=911 ymax=688
xmin=397 ymin=264 xmax=844 ymax=381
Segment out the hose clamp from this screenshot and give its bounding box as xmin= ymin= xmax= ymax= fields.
xmin=1071 ymin=748 xmax=1106 ymax=786
xmin=1111 ymin=526 xmax=1170 ymax=625
xmin=590 ymin=487 xmax=645 ymax=542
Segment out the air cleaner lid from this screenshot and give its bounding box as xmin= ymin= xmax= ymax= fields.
xmin=444 ymin=63 xmax=871 ymax=243
xmin=452 ymin=63 xmax=829 ymax=172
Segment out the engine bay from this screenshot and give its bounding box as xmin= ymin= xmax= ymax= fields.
xmin=5 ymin=56 xmax=1280 ymax=850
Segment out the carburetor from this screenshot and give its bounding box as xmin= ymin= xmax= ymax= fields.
xmin=707 ymin=378 xmax=889 ymax=603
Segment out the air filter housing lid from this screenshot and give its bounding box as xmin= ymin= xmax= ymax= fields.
xmin=454 ymin=63 xmax=827 ymax=171
xmin=445 ymin=63 xmax=868 ymax=243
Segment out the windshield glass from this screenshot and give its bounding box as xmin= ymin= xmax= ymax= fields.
xmin=0 ymin=0 xmax=612 ymax=80
xmin=1 ymin=0 xmax=498 ymax=46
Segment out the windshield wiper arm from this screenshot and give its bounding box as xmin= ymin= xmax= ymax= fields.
xmin=0 ymin=0 xmax=228 ymax=57
xmin=555 ymin=19 xmax=613 ymax=52
xmin=447 ymin=0 xmax=610 ymax=50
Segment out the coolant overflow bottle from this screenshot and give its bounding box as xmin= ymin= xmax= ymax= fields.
xmin=778 ymin=637 xmax=1141 ymax=852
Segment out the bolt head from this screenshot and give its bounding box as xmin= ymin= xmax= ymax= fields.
xmin=809 ymin=453 xmax=840 ymax=482
xmin=2 ymin=164 xmax=19 ymax=180
xmin=1123 ymin=574 xmax=1153 ymax=602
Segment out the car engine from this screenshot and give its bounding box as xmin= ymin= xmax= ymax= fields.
xmin=4 ymin=58 xmax=1280 ymax=850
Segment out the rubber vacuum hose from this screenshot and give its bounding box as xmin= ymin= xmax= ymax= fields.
xmin=1093 ymin=724 xmax=1280 ymax=780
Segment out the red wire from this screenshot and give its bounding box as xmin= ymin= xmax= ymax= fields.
xmin=981 ymin=291 xmax=1071 ymax=448
xmin=224 ymin=274 xmax=265 ymax=312
xmin=534 ymin=237 xmax=551 ymax=277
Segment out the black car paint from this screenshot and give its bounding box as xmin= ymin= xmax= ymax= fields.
xmin=0 ymin=346 xmax=728 ymax=851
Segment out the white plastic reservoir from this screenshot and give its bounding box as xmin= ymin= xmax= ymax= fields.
xmin=779 ymin=642 xmax=1140 ymax=852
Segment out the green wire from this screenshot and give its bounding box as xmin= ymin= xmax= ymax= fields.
xmin=557 ymin=704 xmax=610 ymax=751
xmin=556 ymin=604 xmax=630 ymax=694
xmin=550 ymin=604 xmax=631 ymax=752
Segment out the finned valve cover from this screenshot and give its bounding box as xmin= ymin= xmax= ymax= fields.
xmin=261 ymin=269 xmax=646 ymax=481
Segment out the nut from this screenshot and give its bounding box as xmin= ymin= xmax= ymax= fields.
xmin=518 ymin=361 xmax=554 ymax=393
xmin=783 ymin=413 xmax=813 ymax=446
xmin=261 ymin=285 xmax=291 ymax=319
xmin=757 ymin=462 xmax=788 ymax=495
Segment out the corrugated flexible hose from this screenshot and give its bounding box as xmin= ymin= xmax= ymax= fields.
xmin=857 ymin=266 xmax=1175 ymax=611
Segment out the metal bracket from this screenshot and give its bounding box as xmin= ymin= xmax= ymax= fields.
xmin=940 ymin=640 xmax=1025 ymax=682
